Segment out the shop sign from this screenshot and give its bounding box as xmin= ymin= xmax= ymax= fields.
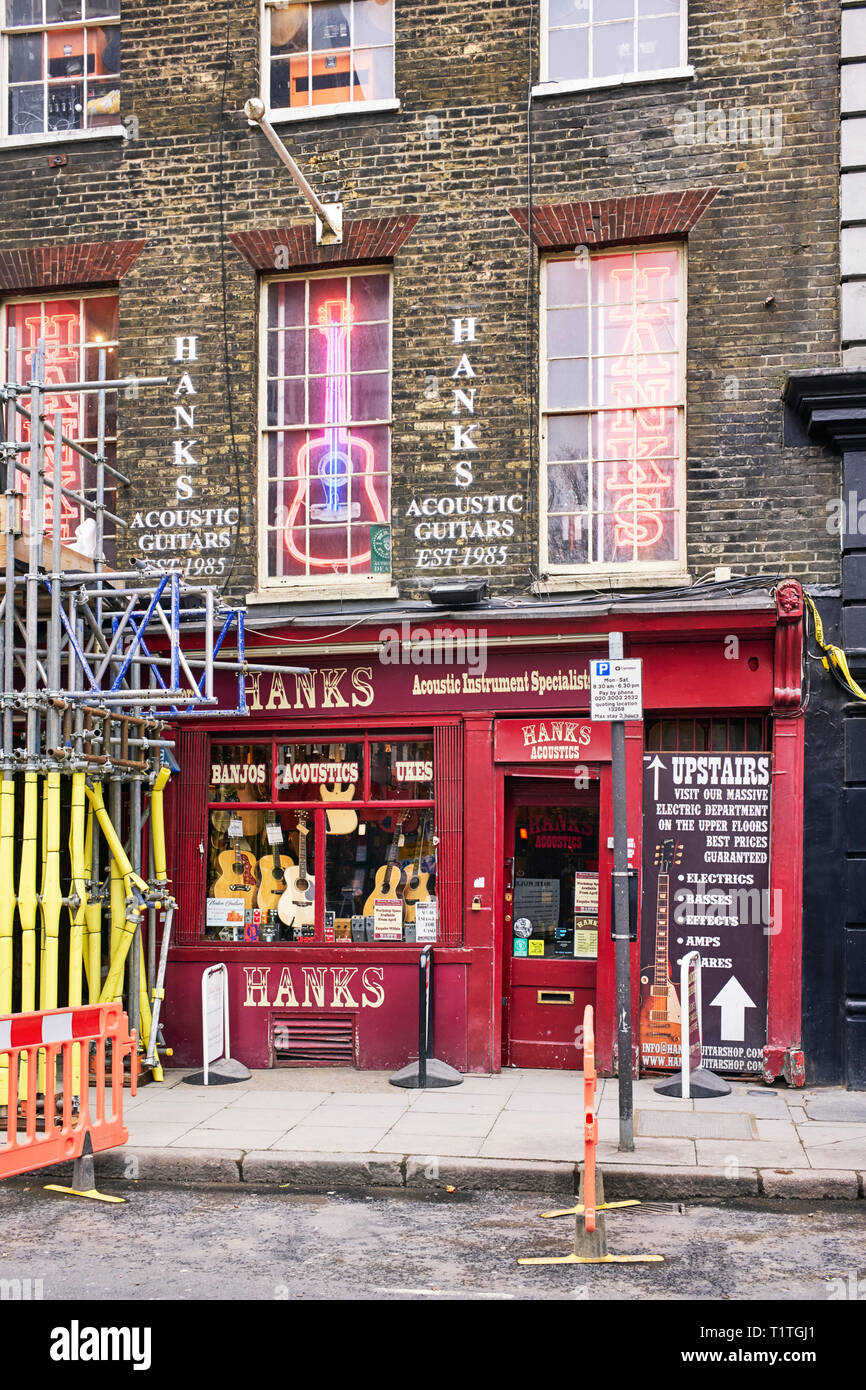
xmin=494 ymin=717 xmax=610 ymax=763
xmin=640 ymin=753 xmax=771 ymax=1074
xmin=242 ymin=965 xmax=386 ymax=1009
xmin=373 ymin=899 xmax=404 ymax=941
xmin=280 ymin=760 xmax=360 ymax=787
xmin=414 ymin=899 xmax=438 ymax=942
xmin=238 ymin=650 xmax=592 ymax=718
xmin=210 ymin=763 xmax=268 ymax=788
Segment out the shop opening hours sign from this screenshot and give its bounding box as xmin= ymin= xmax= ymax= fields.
xmin=640 ymin=753 xmax=771 ymax=1075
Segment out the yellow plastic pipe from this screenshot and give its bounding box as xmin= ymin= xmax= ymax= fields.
xmin=83 ymin=806 xmax=102 ymax=1004
xmin=68 ymin=771 xmax=87 ymax=1006
xmin=17 ymin=771 xmax=38 ymax=1015
xmin=0 ymin=778 xmax=15 ymax=1013
xmin=150 ymin=765 xmax=170 ymax=883
xmin=40 ymin=771 xmax=63 ymax=1014
xmin=84 ymin=782 xmax=149 ymax=897
xmin=0 ymin=778 xmax=15 ymax=1106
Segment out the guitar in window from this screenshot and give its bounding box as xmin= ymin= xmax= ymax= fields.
xmin=257 ymin=812 xmax=295 ymax=913
xmin=278 ymin=813 xmax=315 ymax=931
xmin=363 ymin=812 xmax=408 ymax=917
xmin=403 ymin=812 xmax=434 ymax=924
xmin=212 ymin=833 xmax=258 ymax=911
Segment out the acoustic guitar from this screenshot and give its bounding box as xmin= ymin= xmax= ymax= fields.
xmin=639 ymin=838 xmax=683 ymax=1067
xmin=319 ymin=778 xmax=358 ymax=836
xmin=257 ymin=812 xmax=295 ymax=913
xmin=403 ymin=812 xmax=433 ymax=924
xmin=212 ymin=837 xmax=258 ymax=910
xmin=363 ymin=813 xmax=408 ymax=917
xmin=278 ymin=813 xmax=315 ymax=931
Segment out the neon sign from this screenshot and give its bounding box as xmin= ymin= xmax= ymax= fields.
xmin=282 ymin=298 xmax=386 ymax=572
xmin=17 ymin=307 xmax=84 ymax=546
xmin=600 ymin=261 xmax=677 ymax=558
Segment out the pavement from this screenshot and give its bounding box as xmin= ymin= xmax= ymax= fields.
xmin=47 ymin=1065 xmax=866 ymax=1201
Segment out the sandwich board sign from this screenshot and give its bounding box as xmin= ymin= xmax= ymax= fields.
xmin=590 ymin=659 xmax=643 ymax=722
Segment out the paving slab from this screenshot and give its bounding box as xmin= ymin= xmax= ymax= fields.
xmin=375 ymin=1135 xmax=485 ymax=1157
xmin=408 ymin=1092 xmax=505 ymax=1115
xmin=794 ymin=1122 xmax=866 ymax=1147
xmin=170 ymin=1127 xmax=289 ymax=1150
xmin=805 ymin=1141 xmax=866 ymax=1169
xmin=383 ymin=1112 xmax=494 ymax=1138
xmin=595 ymin=1138 xmax=697 ymax=1167
xmin=268 ymin=1125 xmax=393 ymax=1153
xmin=637 ymin=1110 xmax=754 ymax=1140
xmin=225 ymin=1090 xmax=332 ymax=1110
xmin=195 ymin=1106 xmax=317 ymax=1131
xmin=123 ymin=1123 xmax=199 ymax=1147
xmin=694 ymin=1139 xmax=810 ymax=1169
xmin=295 ymin=1105 xmax=411 ymax=1130
xmin=805 ymin=1095 xmax=866 ymax=1123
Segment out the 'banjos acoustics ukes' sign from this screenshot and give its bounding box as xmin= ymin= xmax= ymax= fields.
xmin=640 ymin=752 xmax=772 ymax=1075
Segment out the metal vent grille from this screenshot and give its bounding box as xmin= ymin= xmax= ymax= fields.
xmin=272 ymin=1013 xmax=356 ymax=1067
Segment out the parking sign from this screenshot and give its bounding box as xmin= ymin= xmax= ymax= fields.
xmin=590 ymin=658 xmax=643 ymax=722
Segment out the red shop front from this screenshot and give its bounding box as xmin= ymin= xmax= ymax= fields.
xmin=161 ymin=584 xmax=805 ymax=1082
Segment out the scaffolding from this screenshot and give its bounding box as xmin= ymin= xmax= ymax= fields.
xmin=0 ymin=329 xmax=294 ymax=1093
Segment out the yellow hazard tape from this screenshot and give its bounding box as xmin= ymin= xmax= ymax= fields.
xmin=804 ymin=592 xmax=866 ymax=703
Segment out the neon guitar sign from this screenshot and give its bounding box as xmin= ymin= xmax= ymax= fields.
xmin=600 ymin=261 xmax=677 ymax=557
xmin=283 ymin=298 xmax=386 ymax=572
xmin=18 ymin=309 xmax=83 ymax=544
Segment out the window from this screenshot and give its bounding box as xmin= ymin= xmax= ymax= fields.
xmin=542 ymin=0 xmax=685 ymax=86
xmin=260 ymin=268 xmax=392 ymax=587
xmin=205 ymin=737 xmax=438 ymax=944
xmin=264 ymin=0 xmax=394 ymax=118
xmin=0 ymin=290 xmax=118 ymax=559
xmin=2 ymin=0 xmax=120 ymax=140
xmin=540 ymin=245 xmax=686 ymax=581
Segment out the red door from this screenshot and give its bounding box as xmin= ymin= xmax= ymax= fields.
xmin=501 ymin=773 xmax=612 ymax=1069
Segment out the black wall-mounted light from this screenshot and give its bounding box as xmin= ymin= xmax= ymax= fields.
xmin=427 ymin=579 xmax=490 ymax=607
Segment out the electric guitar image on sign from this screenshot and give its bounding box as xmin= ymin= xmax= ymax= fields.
xmin=363 ymin=813 xmax=408 ymax=917
xmin=282 ymin=297 xmax=387 ymax=572
xmin=213 ymin=835 xmax=258 ymax=911
xmin=277 ymin=813 xmax=315 ymax=931
xmin=639 ymin=838 xmax=683 ymax=1069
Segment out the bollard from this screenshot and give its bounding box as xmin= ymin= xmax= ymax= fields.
xmin=389 ymin=946 xmax=462 ymax=1089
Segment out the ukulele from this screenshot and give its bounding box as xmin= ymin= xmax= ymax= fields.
xmin=278 ymin=813 xmax=315 ymax=931
xmin=320 ymin=779 xmax=358 ymax=836
xmin=283 ymin=297 xmax=388 ymax=572
xmin=639 ymin=839 xmax=683 ymax=1066
xmin=403 ymin=812 xmax=433 ymax=924
xmin=363 ymin=813 xmax=408 ymax=916
xmin=257 ymin=812 xmax=295 ymax=912
xmin=212 ymin=834 xmax=258 ymax=910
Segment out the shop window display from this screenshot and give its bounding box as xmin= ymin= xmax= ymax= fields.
xmin=205 ymin=736 xmax=437 ymax=944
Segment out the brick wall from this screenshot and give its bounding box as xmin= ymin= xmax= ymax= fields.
xmin=0 ymin=0 xmax=842 ymax=599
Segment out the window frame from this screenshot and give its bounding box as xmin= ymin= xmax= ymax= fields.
xmin=0 ymin=0 xmax=123 ymax=146
xmin=204 ymin=732 xmax=437 ymax=946
xmin=0 ymin=286 xmax=119 ymax=554
xmin=260 ymin=0 xmax=399 ymax=126
xmin=257 ymin=263 xmax=395 ymax=596
xmin=537 ymin=0 xmax=690 ymax=94
xmin=539 ymin=242 xmax=688 ymax=587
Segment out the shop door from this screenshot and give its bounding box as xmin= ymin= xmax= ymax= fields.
xmin=502 ymin=778 xmax=604 ymax=1069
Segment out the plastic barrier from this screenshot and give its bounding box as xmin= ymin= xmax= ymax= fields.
xmin=0 ymin=1003 xmax=137 ymax=1201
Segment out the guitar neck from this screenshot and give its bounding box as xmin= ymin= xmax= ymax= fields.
xmin=654 ymin=872 xmax=670 ymax=987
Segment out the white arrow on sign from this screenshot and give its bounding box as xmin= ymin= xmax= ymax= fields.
xmin=646 ymin=754 xmax=666 ymax=801
xmin=710 ymin=976 xmax=757 ymax=1041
